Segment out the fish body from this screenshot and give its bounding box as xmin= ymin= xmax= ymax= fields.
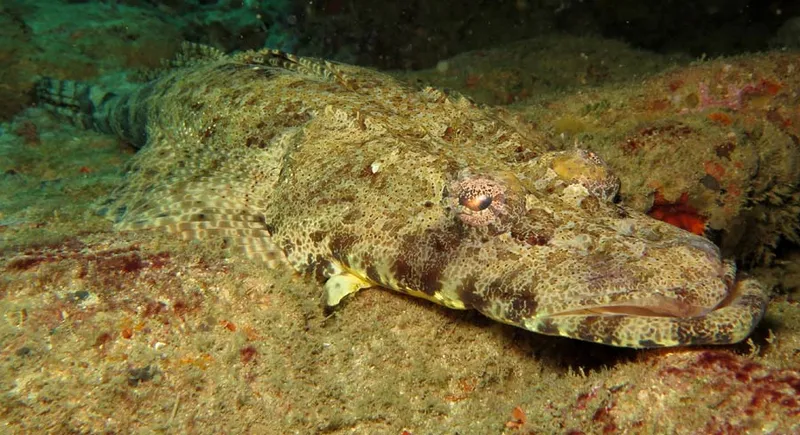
xmin=35 ymin=46 xmax=767 ymax=348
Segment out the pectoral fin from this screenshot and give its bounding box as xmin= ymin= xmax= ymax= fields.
xmin=323 ymin=271 xmax=374 ymax=307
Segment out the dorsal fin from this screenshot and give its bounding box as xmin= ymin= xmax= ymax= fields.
xmin=168 ymin=42 xmax=226 ymax=67
xmin=134 ymin=42 xmax=226 ymax=82
xmin=233 ymin=49 xmax=354 ymax=90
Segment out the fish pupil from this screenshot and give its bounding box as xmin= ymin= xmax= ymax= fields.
xmin=460 ymin=194 xmax=493 ymax=211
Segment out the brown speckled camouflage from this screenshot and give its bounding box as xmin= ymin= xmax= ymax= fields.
xmin=35 ymin=46 xmax=767 ymax=348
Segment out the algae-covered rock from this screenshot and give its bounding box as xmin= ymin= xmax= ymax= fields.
xmin=398 ymin=35 xmax=690 ymax=107
xmin=521 ymin=53 xmax=800 ymax=265
xmin=407 ymin=39 xmax=800 ymax=265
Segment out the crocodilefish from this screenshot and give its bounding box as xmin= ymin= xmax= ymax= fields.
xmin=35 ymin=44 xmax=767 ymax=348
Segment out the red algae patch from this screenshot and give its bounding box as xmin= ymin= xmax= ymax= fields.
xmin=648 ymin=351 xmax=799 ymax=432
xmin=647 ymin=191 xmax=707 ymax=235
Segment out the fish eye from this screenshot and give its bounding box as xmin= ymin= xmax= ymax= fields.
xmin=460 ymin=193 xmax=493 ymax=211
xmin=450 ymin=175 xmax=512 ymax=230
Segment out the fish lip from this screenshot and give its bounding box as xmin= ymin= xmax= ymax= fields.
xmin=525 ymin=274 xmax=766 ymax=348
xmin=549 ymin=294 xmax=708 ymax=318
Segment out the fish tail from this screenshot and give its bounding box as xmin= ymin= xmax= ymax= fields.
xmin=35 ymin=77 xmax=149 ymax=148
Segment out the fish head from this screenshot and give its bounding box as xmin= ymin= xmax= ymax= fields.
xmin=269 ymin=101 xmax=766 ymax=349
xmin=347 ymin=146 xmax=766 ymax=348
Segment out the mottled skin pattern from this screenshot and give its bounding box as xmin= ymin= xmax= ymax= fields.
xmin=35 ymin=46 xmax=767 ymax=348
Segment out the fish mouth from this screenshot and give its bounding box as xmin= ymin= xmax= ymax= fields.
xmin=523 ymin=271 xmax=767 ymax=348
xmin=549 ymin=271 xmax=738 ymax=320
xmin=544 ymin=255 xmax=738 ymax=320
xmin=550 ymin=292 xmax=715 ymax=318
